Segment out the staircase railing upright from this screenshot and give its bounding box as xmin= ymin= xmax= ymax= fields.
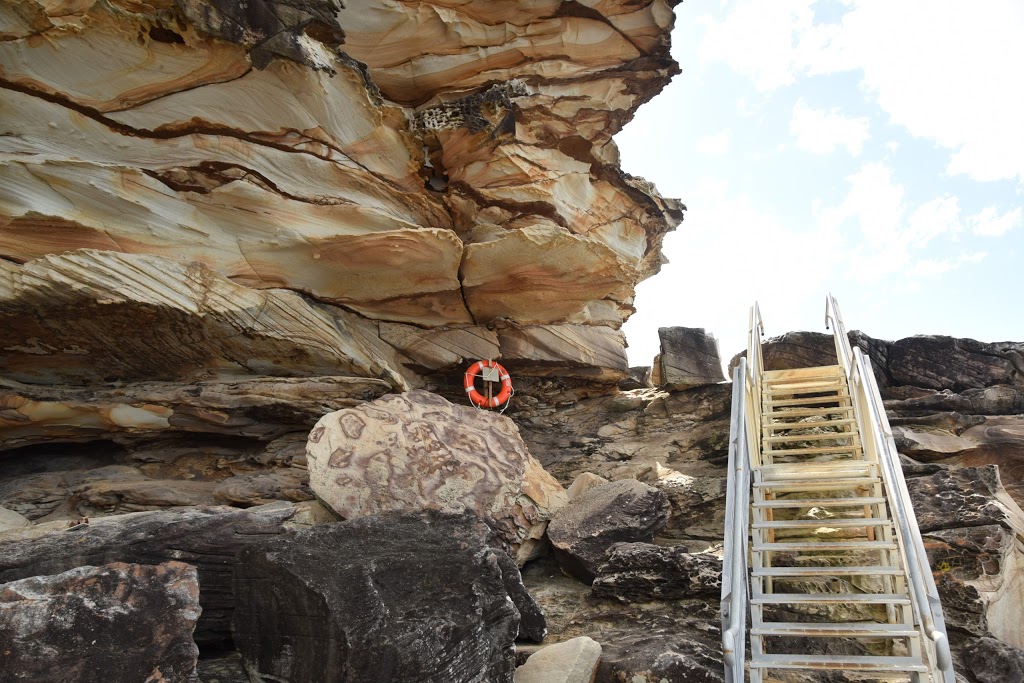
xmin=722 ymin=304 xmax=764 ymax=682
xmin=825 ymin=295 xmax=954 ymax=682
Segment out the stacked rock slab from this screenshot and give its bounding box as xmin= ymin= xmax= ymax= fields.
xmin=306 ymin=390 xmax=568 ymax=564
xmin=651 ymin=326 xmax=726 ymax=390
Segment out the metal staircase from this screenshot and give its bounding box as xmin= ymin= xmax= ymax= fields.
xmin=721 ymin=296 xmax=953 ymax=682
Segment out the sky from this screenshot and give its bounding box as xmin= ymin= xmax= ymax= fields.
xmin=618 ymin=0 xmax=1024 ymax=368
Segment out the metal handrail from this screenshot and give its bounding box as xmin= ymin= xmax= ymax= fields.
xmin=827 ymin=296 xmax=953 ymax=681
xmin=721 ymin=358 xmax=750 ymax=682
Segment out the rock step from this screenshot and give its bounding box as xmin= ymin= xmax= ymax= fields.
xmin=753 ymin=518 xmax=891 ymax=530
xmin=752 ymin=622 xmax=918 ymax=637
xmin=764 ymin=418 xmax=857 ymax=432
xmin=751 ymin=593 xmax=911 ymax=605
xmin=751 ymin=654 xmax=926 ymax=672
xmin=753 ymin=497 xmax=886 ymax=508
xmin=753 ymin=566 xmax=903 ymax=577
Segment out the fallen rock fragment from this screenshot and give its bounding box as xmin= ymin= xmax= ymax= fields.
xmin=546 ymin=480 xmax=670 ymax=584
xmin=306 ymin=389 xmax=567 ymax=563
xmin=233 ymin=511 xmax=540 ymax=683
xmin=596 ymin=635 xmax=722 ymax=683
xmin=0 ymin=504 xmax=296 ymax=643
xmin=515 ymin=636 xmax=602 ymax=683
xmin=0 ymin=561 xmax=200 ymax=683
xmin=0 ymin=505 xmax=30 ymax=533
xmin=591 ymin=542 xmax=722 ymax=602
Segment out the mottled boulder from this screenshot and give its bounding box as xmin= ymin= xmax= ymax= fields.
xmin=233 ymin=511 xmax=542 ymax=683
xmin=306 ymin=390 xmax=567 ymax=563
xmin=547 ymin=480 xmax=670 ymax=584
xmin=592 ymin=543 xmax=721 ymax=603
xmin=655 ymin=327 xmax=725 ymax=391
xmin=596 ymin=635 xmax=722 ymax=683
xmin=0 ymin=561 xmax=200 ymax=683
xmin=963 ymin=637 xmax=1024 ymax=683
xmin=0 ymin=504 xmax=296 ymax=643
xmin=885 ymin=385 xmax=1024 ymax=416
xmin=515 ymin=636 xmax=602 ymax=683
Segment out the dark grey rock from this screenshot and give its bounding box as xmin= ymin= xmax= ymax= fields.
xmin=0 ymin=561 xmax=200 ymax=683
xmin=885 ymin=385 xmax=1024 ymax=417
xmin=596 ymin=634 xmax=723 ymax=683
xmin=907 ymin=466 xmax=1010 ymax=533
xmin=232 ymin=511 xmax=539 ymax=683
xmin=547 ymin=480 xmax=670 ymax=584
xmin=656 ymin=327 xmax=725 ymax=391
xmin=618 ymin=366 xmax=651 ymax=391
xmin=0 ymin=505 xmax=296 ymax=643
xmin=888 ymin=336 xmax=1024 ymax=391
xmin=592 ymin=542 xmax=721 ymax=602
xmin=963 ymin=637 xmax=1024 ymax=683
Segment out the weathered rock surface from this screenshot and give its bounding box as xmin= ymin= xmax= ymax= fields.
xmin=653 ymin=327 xmax=725 ymax=391
xmin=0 ymin=503 xmax=298 ymax=643
xmin=0 ymin=505 xmax=29 ymax=532
xmin=0 ymin=561 xmax=201 ymax=683
xmin=963 ymin=637 xmax=1024 ymax=683
xmin=515 ymin=636 xmax=602 ymax=683
xmin=596 ymin=635 xmax=723 ymax=683
xmin=233 ymin=511 xmax=539 ymax=683
xmin=307 ymin=390 xmax=567 ymax=563
xmin=908 ymin=466 xmax=1019 ymax=534
xmin=591 ymin=542 xmax=722 ymax=603
xmin=547 ymin=479 xmax=670 ymax=584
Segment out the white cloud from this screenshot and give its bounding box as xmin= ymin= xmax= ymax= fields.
xmin=698 ymin=0 xmax=1024 ymax=183
xmin=816 ymin=162 xmax=1007 ymax=285
xmin=970 ymin=206 xmax=1022 ymax=236
xmin=790 ymin=99 xmax=870 ymax=155
xmin=695 ymin=129 xmax=731 ymax=156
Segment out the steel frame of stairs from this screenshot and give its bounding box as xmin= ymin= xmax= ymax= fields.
xmin=721 ymin=297 xmax=954 ymax=683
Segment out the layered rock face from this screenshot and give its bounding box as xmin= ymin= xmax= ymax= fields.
xmin=0 ymin=0 xmax=682 ymax=414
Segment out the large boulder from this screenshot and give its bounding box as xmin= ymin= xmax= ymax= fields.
xmin=0 ymin=504 xmax=297 ymax=643
xmin=306 ymin=390 xmax=567 ymax=563
xmin=546 ymin=480 xmax=670 ymax=584
xmin=596 ymin=635 xmax=722 ymax=683
xmin=654 ymin=327 xmax=725 ymax=391
xmin=233 ymin=511 xmax=542 ymax=683
xmin=963 ymin=637 xmax=1024 ymax=683
xmin=0 ymin=561 xmax=200 ymax=683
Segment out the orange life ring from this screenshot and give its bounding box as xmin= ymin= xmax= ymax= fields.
xmin=463 ymin=359 xmax=513 ymax=408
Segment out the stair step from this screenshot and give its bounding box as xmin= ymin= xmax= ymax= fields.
xmin=754 ymin=540 xmax=897 ymax=552
xmin=754 ymin=497 xmax=886 ymax=509
xmin=756 ymin=467 xmax=874 ymax=483
xmin=764 ymin=432 xmax=858 ymax=444
xmin=766 ymin=396 xmax=850 ymax=407
xmin=750 ymin=654 xmax=927 ymax=672
xmin=754 ymin=566 xmax=904 ymax=577
xmin=751 ymin=593 xmax=911 ymax=605
xmin=763 ymin=444 xmax=864 ymax=456
xmin=764 ymin=406 xmax=855 ymax=420
xmin=764 ymin=419 xmax=857 ymax=432
xmin=765 ymin=381 xmax=847 ymax=395
xmin=752 ymin=622 xmax=918 ymax=637
xmin=754 ymin=478 xmax=879 ymax=492
xmin=763 ymin=365 xmax=843 ymax=381
xmin=753 ymin=518 xmax=891 ymax=529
